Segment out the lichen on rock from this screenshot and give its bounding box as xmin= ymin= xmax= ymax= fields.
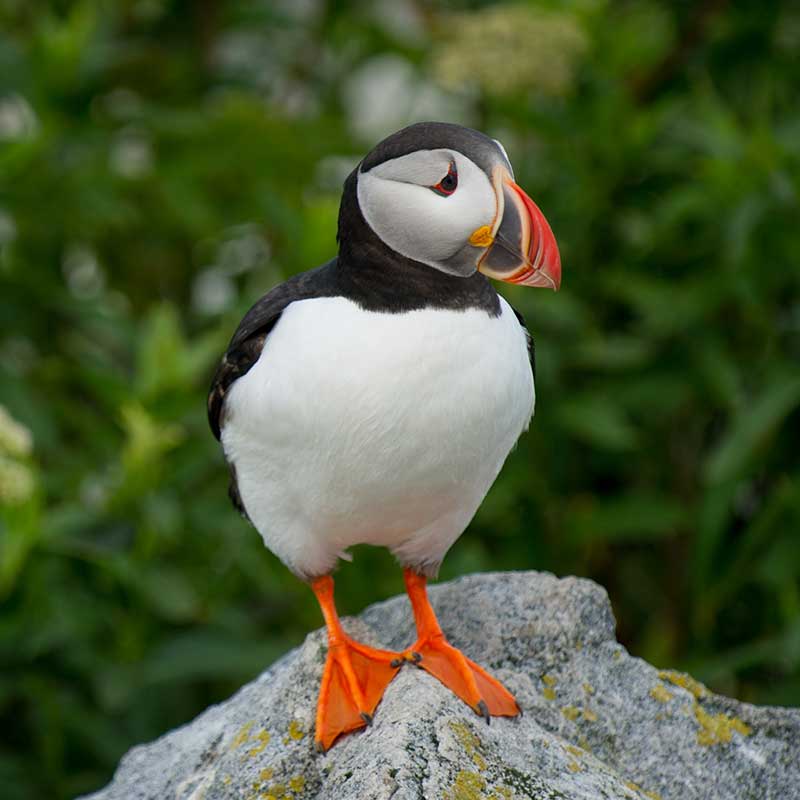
xmin=80 ymin=571 xmax=800 ymax=800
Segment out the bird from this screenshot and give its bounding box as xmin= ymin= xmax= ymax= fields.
xmin=207 ymin=121 xmax=561 ymax=752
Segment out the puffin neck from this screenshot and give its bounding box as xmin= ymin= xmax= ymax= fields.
xmin=335 ymin=168 xmax=501 ymax=317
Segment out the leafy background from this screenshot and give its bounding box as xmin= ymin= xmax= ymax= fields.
xmin=1 ymin=1 xmax=799 ymax=798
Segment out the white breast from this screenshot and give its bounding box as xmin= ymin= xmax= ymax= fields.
xmin=221 ymin=295 xmax=534 ymax=579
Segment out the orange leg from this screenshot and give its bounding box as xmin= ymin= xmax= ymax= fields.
xmin=311 ymin=576 xmax=401 ymax=751
xmin=396 ymin=568 xmax=520 ymax=720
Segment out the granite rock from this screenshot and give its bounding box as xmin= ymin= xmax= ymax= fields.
xmin=82 ymin=571 xmax=800 ymax=800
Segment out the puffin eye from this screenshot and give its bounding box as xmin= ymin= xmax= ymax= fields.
xmin=431 ymin=163 xmax=458 ymax=197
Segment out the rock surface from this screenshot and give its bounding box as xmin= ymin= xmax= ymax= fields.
xmin=82 ymin=571 xmax=800 ymax=800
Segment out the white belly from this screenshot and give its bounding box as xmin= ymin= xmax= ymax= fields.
xmin=221 ymin=295 xmax=534 ymax=579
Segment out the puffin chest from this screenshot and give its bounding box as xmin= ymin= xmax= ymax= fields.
xmin=222 ymin=298 xmax=534 ymax=520
xmin=223 ymin=295 xmax=533 ymax=470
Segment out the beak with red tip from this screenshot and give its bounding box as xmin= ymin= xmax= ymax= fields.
xmin=474 ymin=166 xmax=561 ymax=291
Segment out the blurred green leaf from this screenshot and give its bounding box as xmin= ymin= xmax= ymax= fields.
xmin=705 ymin=374 xmax=800 ymax=485
xmin=569 ymin=335 xmax=653 ymax=370
xmin=556 ymin=394 xmax=639 ymax=451
xmin=566 ymin=491 xmax=687 ymax=543
xmin=119 ymin=404 xmax=183 ymax=476
xmin=0 ymin=496 xmax=41 ymax=596
xmin=143 ymin=630 xmax=287 ymax=685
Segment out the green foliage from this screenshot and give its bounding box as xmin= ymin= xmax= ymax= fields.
xmin=1 ymin=2 xmax=799 ymax=798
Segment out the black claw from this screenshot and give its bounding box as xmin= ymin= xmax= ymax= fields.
xmin=411 ymin=651 xmax=422 ymax=664
xmin=477 ymin=699 xmax=490 ymax=725
xmin=360 ymin=712 xmax=373 ymax=726
xmin=390 ymin=658 xmax=403 ymax=668
xmin=314 ymin=740 xmax=325 ymax=754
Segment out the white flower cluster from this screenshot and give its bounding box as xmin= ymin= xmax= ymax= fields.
xmin=432 ymin=6 xmax=588 ymax=97
xmin=0 ymin=406 xmax=35 ymax=505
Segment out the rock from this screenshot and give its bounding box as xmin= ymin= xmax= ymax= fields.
xmin=81 ymin=571 xmax=800 ymax=800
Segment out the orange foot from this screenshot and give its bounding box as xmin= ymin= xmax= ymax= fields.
xmin=396 ymin=568 xmax=520 ymax=720
xmin=311 ymin=576 xmax=400 ymax=751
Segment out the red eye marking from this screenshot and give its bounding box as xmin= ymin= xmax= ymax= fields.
xmin=431 ymin=162 xmax=458 ymax=197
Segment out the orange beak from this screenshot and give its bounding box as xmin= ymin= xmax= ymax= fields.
xmin=477 ymin=167 xmax=561 ymax=291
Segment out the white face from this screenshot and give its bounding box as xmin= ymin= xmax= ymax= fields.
xmin=356 ymin=149 xmax=498 ymax=276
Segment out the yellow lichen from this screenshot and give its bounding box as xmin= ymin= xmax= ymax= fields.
xmin=565 ymin=744 xmax=583 ymax=757
xmin=449 ymin=720 xmax=487 ymax=770
xmin=247 ymin=729 xmax=270 ymax=757
xmin=582 ymin=682 xmax=595 ymax=695
xmin=283 ymin=720 xmax=305 ymax=744
xmin=613 ymin=650 xmax=622 ymax=661
xmin=290 ymin=720 xmax=305 ymax=740
xmin=561 ymin=706 xmax=580 ymax=721
xmin=649 ymin=684 xmax=673 ymax=703
xmin=444 ymin=770 xmax=486 ymax=800
xmin=490 ymin=787 xmax=513 ymax=800
xmin=694 ymin=705 xmax=752 ymax=746
xmin=541 ymin=675 xmax=558 ymax=701
xmin=583 ymin=708 xmax=598 ymax=722
xmin=230 ymin=722 xmax=254 ymax=750
xmin=223 ymin=774 xmax=232 ymax=785
xmin=567 ymin=760 xmax=581 ymax=773
xmin=256 ymin=772 xmax=297 ymax=800
xmin=658 ymin=670 xmax=708 ymax=700
xmin=624 ymin=780 xmax=662 ymax=800
xmin=258 ymin=782 xmax=298 ymax=800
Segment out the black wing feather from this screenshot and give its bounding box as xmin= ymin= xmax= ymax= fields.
xmin=207 ymin=260 xmax=339 ymax=441
xmin=208 ymin=327 xmax=274 ymax=441
xmin=207 ymin=261 xmax=340 ymax=519
xmin=509 ymin=303 xmax=535 ymax=381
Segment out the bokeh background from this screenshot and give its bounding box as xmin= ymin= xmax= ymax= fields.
xmin=1 ymin=1 xmax=799 ymax=797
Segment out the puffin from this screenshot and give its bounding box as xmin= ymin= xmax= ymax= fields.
xmin=208 ymin=122 xmax=561 ymax=751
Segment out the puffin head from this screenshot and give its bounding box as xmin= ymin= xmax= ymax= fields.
xmin=341 ymin=121 xmax=561 ymax=291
